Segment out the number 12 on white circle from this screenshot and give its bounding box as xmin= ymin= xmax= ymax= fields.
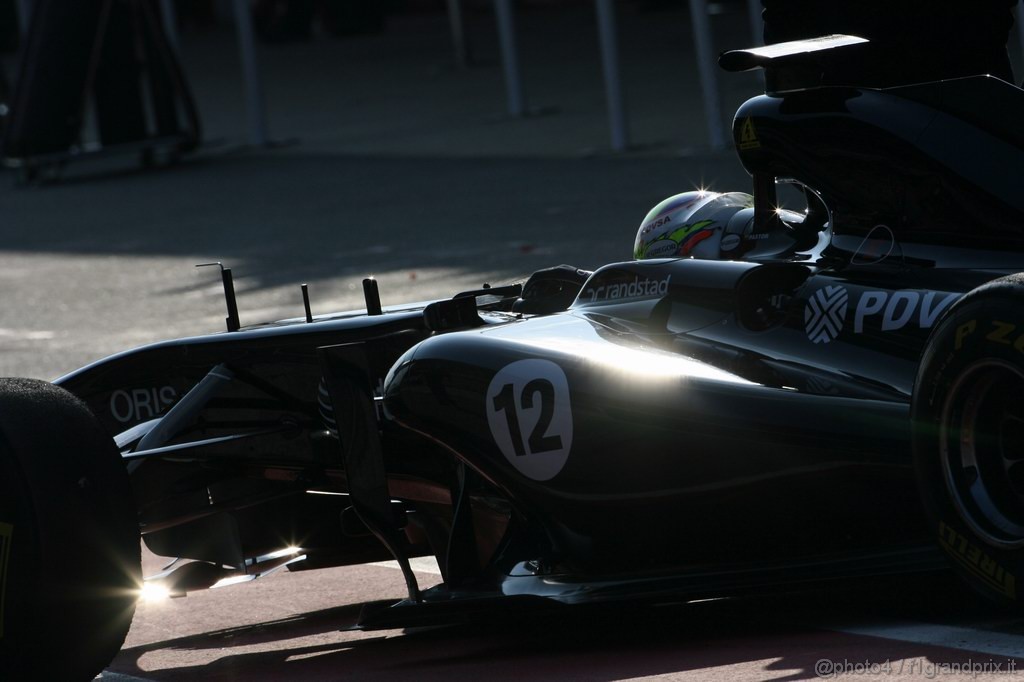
xmin=486 ymin=359 xmax=573 ymax=481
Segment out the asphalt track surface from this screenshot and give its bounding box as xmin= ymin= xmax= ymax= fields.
xmin=2 ymin=6 xmax=1024 ymax=679
xmin=100 ymin=553 xmax=1024 ymax=682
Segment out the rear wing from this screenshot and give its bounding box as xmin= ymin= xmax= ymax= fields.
xmin=719 ymin=34 xmax=869 ymax=93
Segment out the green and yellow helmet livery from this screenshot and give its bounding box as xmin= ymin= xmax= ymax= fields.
xmin=634 ymin=191 xmax=754 ymax=260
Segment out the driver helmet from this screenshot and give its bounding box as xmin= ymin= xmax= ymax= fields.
xmin=633 ymin=191 xmax=754 ymax=261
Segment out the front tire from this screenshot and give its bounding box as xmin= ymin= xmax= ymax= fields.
xmin=913 ymin=275 xmax=1024 ymax=606
xmin=0 ymin=379 xmax=141 ymax=680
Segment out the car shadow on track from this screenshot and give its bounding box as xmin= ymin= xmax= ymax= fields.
xmin=108 ymin=572 xmax=1024 ymax=681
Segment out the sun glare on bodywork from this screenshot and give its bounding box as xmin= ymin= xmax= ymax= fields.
xmin=537 ymin=336 xmax=754 ymax=385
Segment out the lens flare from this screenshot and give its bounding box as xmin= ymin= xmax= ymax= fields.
xmin=139 ymin=581 xmax=171 ymax=603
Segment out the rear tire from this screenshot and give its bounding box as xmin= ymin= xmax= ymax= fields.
xmin=913 ymin=275 xmax=1024 ymax=606
xmin=0 ymin=378 xmax=140 ymax=680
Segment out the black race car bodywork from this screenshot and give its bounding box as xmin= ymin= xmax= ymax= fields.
xmin=59 ymin=47 xmax=1024 ymax=603
xmin=4 ymin=35 xmax=1024 ymax=678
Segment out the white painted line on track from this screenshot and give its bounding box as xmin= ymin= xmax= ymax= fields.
xmin=826 ymin=622 xmax=1024 ymax=659
xmin=97 ymin=673 xmax=158 ymax=682
xmin=369 ymin=556 xmax=443 ymax=575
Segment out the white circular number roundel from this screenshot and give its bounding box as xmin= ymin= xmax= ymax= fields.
xmin=485 ymin=359 xmax=573 ymax=481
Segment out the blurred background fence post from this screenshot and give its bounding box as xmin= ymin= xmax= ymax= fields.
xmin=15 ymin=0 xmax=30 ymax=36
xmin=746 ymin=0 xmax=761 ymax=45
xmin=493 ymin=0 xmax=525 ymax=116
xmin=445 ymin=0 xmax=470 ymax=69
xmin=231 ymin=0 xmax=269 ymax=145
xmin=594 ymin=0 xmax=628 ymax=152
xmin=687 ymin=0 xmax=726 ymax=151
xmin=159 ymin=0 xmax=179 ymax=53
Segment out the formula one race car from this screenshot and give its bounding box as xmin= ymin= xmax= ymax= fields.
xmin=4 ymin=35 xmax=1024 ymax=680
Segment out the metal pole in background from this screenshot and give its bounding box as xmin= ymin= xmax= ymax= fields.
xmin=686 ymin=0 xmax=726 ymax=151
xmin=493 ymin=0 xmax=525 ymax=117
xmin=446 ymin=0 xmax=470 ymax=69
xmin=231 ymin=0 xmax=269 ymax=146
xmin=747 ymin=0 xmax=762 ymax=46
xmin=594 ymin=0 xmax=628 ymax=152
xmin=15 ymin=0 xmax=31 ymax=37
xmin=159 ymin=0 xmax=180 ymax=53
